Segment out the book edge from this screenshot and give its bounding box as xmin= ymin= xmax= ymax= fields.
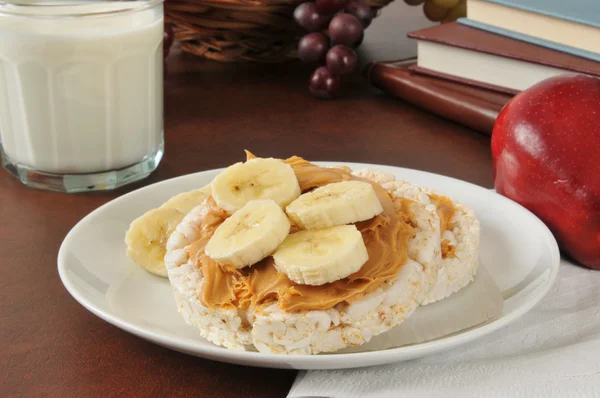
xmin=408 ymin=24 xmax=600 ymax=76
xmin=458 ymin=18 xmax=600 ymax=63
xmin=409 ymin=65 xmax=520 ymax=95
xmin=484 ymin=0 xmax=600 ymax=29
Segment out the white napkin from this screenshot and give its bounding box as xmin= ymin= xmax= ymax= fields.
xmin=288 ymin=260 xmax=600 ymax=398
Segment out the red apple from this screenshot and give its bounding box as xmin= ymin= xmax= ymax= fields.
xmin=492 ymin=74 xmax=600 ymax=269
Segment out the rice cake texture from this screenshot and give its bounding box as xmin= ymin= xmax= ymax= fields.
xmin=165 ymin=174 xmax=442 ymax=354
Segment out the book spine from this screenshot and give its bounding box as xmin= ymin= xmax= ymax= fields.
xmin=364 ymin=62 xmax=512 ymax=135
xmin=409 ymin=65 xmax=520 ymax=96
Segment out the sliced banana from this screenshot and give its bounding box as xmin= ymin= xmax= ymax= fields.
xmin=273 ymin=225 xmax=368 ymax=286
xmin=205 ymin=199 xmax=291 ymax=269
xmin=211 ymin=158 xmax=301 ymax=214
xmin=125 ymin=207 xmax=185 ymax=277
xmin=286 ymin=180 xmax=383 ymax=229
xmin=160 ymin=184 xmax=212 ymax=214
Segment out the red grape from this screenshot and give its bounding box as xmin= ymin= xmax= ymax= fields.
xmin=344 ymin=0 xmax=373 ymax=28
xmin=326 ymin=45 xmax=357 ymax=75
xmin=309 ymin=67 xmax=340 ymax=99
xmin=293 ymin=2 xmax=331 ymax=32
xmin=315 ymin=0 xmax=349 ymax=15
xmin=164 ymin=23 xmax=174 ymax=58
xmin=298 ymin=32 xmax=330 ymax=64
xmin=328 ymin=13 xmax=364 ymax=47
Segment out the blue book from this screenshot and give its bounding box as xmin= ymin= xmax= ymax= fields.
xmin=484 ymin=0 xmax=599 ymax=28
xmin=459 ymin=19 xmax=600 ymax=62
xmin=462 ymin=0 xmax=600 ymax=60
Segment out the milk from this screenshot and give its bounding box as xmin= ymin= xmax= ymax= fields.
xmin=0 ymin=1 xmax=163 ymax=174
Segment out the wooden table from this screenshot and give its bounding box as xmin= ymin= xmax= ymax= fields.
xmin=0 ymin=49 xmax=492 ymax=397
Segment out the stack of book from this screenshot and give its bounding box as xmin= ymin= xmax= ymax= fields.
xmin=366 ymin=0 xmax=600 ymax=134
xmin=410 ymin=0 xmax=600 ymax=94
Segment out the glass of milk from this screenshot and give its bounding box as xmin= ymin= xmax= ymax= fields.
xmin=0 ymin=0 xmax=164 ymax=192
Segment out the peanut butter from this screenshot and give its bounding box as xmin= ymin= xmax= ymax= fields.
xmin=429 ymin=194 xmax=456 ymax=258
xmin=430 ymin=194 xmax=455 ymax=235
xmin=187 ymin=157 xmax=421 ymax=313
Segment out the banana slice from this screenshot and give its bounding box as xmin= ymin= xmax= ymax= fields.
xmin=205 ymin=199 xmax=291 ymax=269
xmin=286 ymin=180 xmax=383 ymax=229
xmin=273 ymin=225 xmax=368 ymax=286
xmin=125 ymin=207 xmax=185 ymax=277
xmin=161 ymin=184 xmax=212 ymax=214
xmin=211 ymin=158 xmax=301 ymax=214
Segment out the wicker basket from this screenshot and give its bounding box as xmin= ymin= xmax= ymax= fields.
xmin=165 ymin=0 xmax=393 ymax=62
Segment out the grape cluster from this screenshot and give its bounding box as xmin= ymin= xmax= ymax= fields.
xmin=294 ymin=0 xmax=373 ymax=99
xmin=404 ymin=0 xmax=466 ymax=22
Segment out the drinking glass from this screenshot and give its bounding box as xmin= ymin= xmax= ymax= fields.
xmin=0 ymin=0 xmax=164 ymax=192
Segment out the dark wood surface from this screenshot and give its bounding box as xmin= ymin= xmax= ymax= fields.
xmin=0 ymin=48 xmax=492 ymax=398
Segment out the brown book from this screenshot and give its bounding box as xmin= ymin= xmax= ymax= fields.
xmin=408 ymin=22 xmax=600 ymax=94
xmin=364 ymin=60 xmax=513 ymax=135
xmin=409 ymin=65 xmax=519 ymax=96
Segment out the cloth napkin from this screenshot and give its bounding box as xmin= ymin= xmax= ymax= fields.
xmin=288 ymin=259 xmax=600 ymax=398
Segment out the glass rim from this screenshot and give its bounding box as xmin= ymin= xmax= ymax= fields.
xmin=0 ymin=0 xmax=164 ymax=19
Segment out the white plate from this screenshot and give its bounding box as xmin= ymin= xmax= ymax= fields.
xmin=58 ymin=163 xmax=560 ymax=370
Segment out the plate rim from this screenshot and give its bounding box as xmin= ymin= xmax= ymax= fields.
xmin=57 ymin=162 xmax=561 ymax=369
